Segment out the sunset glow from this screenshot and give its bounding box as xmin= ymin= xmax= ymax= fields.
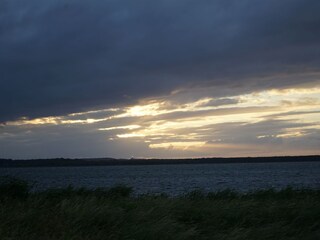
xmin=2 ymin=85 xmax=320 ymax=158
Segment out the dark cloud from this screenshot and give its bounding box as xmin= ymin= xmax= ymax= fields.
xmin=1 ymin=0 xmax=320 ymax=122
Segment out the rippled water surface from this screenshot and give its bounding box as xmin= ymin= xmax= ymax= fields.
xmin=1 ymin=162 xmax=320 ymax=195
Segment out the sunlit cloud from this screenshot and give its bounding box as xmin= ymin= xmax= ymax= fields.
xmin=117 ymin=133 xmax=146 ymax=138
xmin=1 ymin=85 xmax=320 ymax=158
xmin=68 ymin=108 xmax=120 ymax=117
xmin=99 ymin=125 xmax=141 ymax=131
xmin=6 ymin=117 xmax=60 ymax=126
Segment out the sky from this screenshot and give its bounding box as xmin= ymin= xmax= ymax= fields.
xmin=1 ymin=0 xmax=320 ymax=159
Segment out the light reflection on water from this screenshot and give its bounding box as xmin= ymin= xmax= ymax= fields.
xmin=1 ymin=162 xmax=319 ymax=195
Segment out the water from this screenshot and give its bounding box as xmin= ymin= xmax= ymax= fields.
xmin=1 ymin=162 xmax=319 ymax=195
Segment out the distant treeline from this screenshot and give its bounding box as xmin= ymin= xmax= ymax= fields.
xmin=0 ymin=155 xmax=319 ymax=168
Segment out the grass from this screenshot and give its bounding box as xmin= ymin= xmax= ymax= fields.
xmin=0 ymin=176 xmax=319 ymax=240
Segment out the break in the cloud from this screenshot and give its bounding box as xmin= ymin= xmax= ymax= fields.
xmin=1 ymin=86 xmax=320 ymax=159
xmin=1 ymin=0 xmax=320 ymax=158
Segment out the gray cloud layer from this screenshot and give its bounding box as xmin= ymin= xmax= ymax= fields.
xmin=1 ymin=0 xmax=320 ymax=122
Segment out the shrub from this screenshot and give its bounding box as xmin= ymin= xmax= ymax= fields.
xmin=0 ymin=176 xmax=31 ymax=200
xmin=183 ymin=189 xmax=206 ymax=200
xmin=106 ymin=184 xmax=133 ymax=198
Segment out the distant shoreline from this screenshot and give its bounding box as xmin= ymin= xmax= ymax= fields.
xmin=0 ymin=155 xmax=319 ymax=168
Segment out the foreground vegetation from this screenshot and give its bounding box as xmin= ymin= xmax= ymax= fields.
xmin=0 ymin=177 xmax=319 ymax=240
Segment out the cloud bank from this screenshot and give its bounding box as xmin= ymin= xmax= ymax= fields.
xmin=1 ymin=0 xmax=320 ymax=122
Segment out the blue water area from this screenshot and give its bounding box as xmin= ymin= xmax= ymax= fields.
xmin=1 ymin=162 xmax=319 ymax=195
